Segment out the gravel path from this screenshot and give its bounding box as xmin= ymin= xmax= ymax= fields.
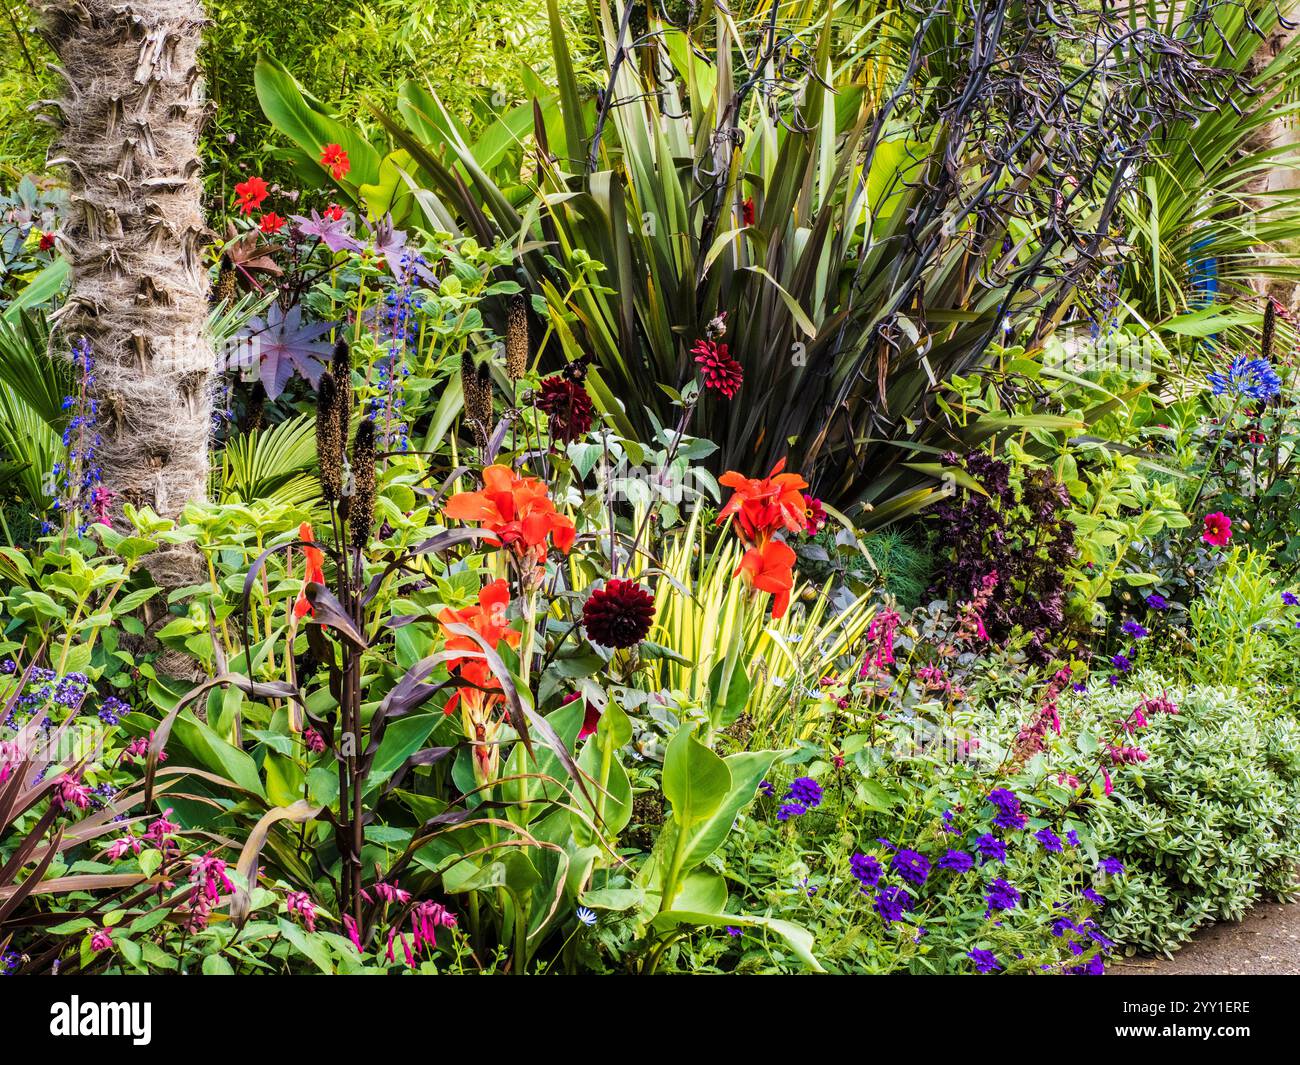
xmin=1108 ymin=902 xmax=1300 ymax=975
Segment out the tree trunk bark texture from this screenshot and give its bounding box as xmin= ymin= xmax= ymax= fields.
xmin=40 ymin=0 xmax=211 ymax=586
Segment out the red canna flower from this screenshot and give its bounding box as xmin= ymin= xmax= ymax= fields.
xmin=38 ymin=231 xmax=55 ymax=252
xmin=718 ymin=459 xmax=810 ymax=545
xmin=293 ymin=522 xmax=326 ymax=618
xmin=1201 ymin=511 xmax=1232 ymax=546
xmin=692 ymin=338 xmax=744 ymax=399
xmin=234 ymin=175 xmax=269 ymax=215
xmin=323 ymin=203 xmax=345 ymax=222
xmin=320 ymin=143 xmax=351 ymax=181
xmin=438 ymin=578 xmax=520 ymax=683
xmin=742 ymin=196 xmax=755 ymax=226
xmin=443 ymin=465 xmax=576 ymax=563
xmin=259 ymin=211 xmax=286 ymax=235
xmin=735 ymin=540 xmax=797 ymax=619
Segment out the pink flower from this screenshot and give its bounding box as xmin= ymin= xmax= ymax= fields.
xmin=371 ymin=881 xmax=411 ymax=905
xmin=343 ymin=915 xmax=362 ymax=953
xmin=285 ymin=891 xmax=317 ymax=932
xmin=1107 ymin=744 xmax=1148 ymax=766
xmin=1102 ymin=766 xmax=1113 ymax=796
xmin=859 ymin=609 xmax=901 ymax=677
xmin=303 ymin=728 xmax=326 ymax=754
xmin=54 ymin=774 xmax=92 ymax=810
xmin=104 ymin=834 xmax=142 ymax=860
xmin=90 ymin=928 xmax=114 ymax=953
xmin=411 ymin=900 xmax=457 ymax=954
xmin=1201 ymin=511 xmax=1232 ymax=546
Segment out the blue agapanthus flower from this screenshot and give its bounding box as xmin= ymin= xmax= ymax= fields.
xmin=1208 ymin=356 xmax=1282 ymax=401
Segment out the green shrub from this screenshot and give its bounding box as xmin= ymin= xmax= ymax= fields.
xmin=1068 ymin=675 xmax=1300 ymax=955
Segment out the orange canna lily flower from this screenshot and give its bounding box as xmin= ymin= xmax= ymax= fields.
xmin=717 ymin=459 xmax=809 ymax=545
xmin=293 ymin=522 xmax=326 ymax=618
xmin=443 ymin=465 xmax=576 ymax=563
xmin=735 ymin=539 xmax=797 ymax=619
xmin=437 ymin=579 xmax=521 ymax=716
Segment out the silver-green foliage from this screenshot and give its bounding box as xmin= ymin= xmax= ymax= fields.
xmin=1076 ymin=676 xmax=1300 ymax=956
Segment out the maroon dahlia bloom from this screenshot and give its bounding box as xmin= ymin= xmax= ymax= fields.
xmin=582 ymin=579 xmax=656 ymax=649
xmin=692 ymin=338 xmax=743 ymax=399
xmin=537 ymin=375 xmax=595 ymax=443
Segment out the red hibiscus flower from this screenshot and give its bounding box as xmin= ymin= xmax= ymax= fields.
xmin=234 ymin=176 xmax=269 ymax=216
xmin=320 ymin=143 xmax=351 ymax=181
xmin=259 ymin=211 xmax=286 ymax=235
xmin=38 ymin=231 xmax=55 ymax=252
xmin=1201 ymin=511 xmax=1232 ymax=546
xmin=323 ymin=203 xmax=345 ymax=222
xmin=293 ymin=522 xmax=326 ymax=618
xmin=443 ymin=465 xmax=576 ymax=562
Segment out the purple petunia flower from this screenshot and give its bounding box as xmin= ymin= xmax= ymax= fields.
xmin=1121 ymin=620 xmax=1148 ymax=640
xmin=1283 ymin=592 xmax=1298 ymax=606
xmin=1145 ymin=593 xmax=1169 ymax=610
xmin=1111 ymin=653 xmax=1132 ymax=673
xmin=1099 ymin=856 xmax=1124 ymax=876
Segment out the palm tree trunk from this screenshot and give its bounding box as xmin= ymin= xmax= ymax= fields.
xmin=40 ymin=0 xmax=211 ymax=586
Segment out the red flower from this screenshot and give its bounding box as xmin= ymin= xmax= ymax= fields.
xmin=293 ymin=522 xmax=326 ymax=618
xmin=692 ymin=338 xmax=743 ymax=399
xmin=323 ymin=203 xmax=345 ymax=222
xmin=438 ymin=578 xmax=520 ymax=703
xmin=803 ymin=493 xmax=827 ymax=535
xmin=259 ymin=212 xmax=286 ymax=235
xmin=234 ymin=176 xmax=269 ymax=216
xmin=1201 ymin=511 xmax=1232 ymax=546
xmin=443 ymin=465 xmax=576 ymax=562
xmin=38 ymin=231 xmax=55 ymax=252
xmin=742 ymin=196 xmax=755 ymax=226
xmin=736 ymin=540 xmax=797 ymax=619
xmin=578 ymin=702 xmax=602 ymax=740
xmin=320 ymin=143 xmax=351 ymax=181
xmin=718 ymin=459 xmax=810 ymax=545
xmin=537 ymin=375 xmax=595 ymax=444
xmin=582 ymin=579 xmax=655 ymax=648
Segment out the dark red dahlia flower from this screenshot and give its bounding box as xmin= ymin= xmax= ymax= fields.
xmin=537 ymin=375 xmax=595 ymax=444
xmin=692 ymin=338 xmax=743 ymax=399
xmin=583 ymin=579 xmax=655 ymax=649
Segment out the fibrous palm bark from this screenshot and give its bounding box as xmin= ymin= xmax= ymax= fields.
xmin=39 ymin=0 xmax=211 ymax=585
